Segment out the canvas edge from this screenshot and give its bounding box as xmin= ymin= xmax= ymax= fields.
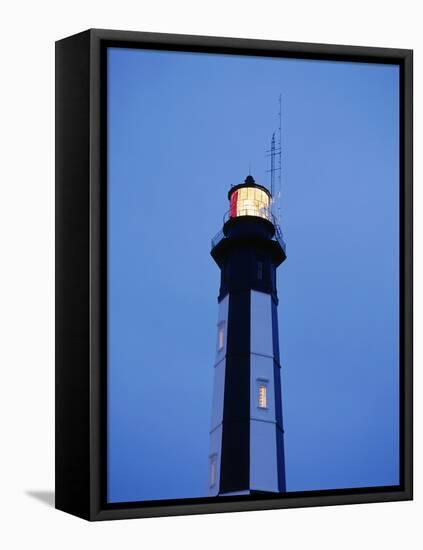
xmin=55 ymin=28 xmax=413 ymax=521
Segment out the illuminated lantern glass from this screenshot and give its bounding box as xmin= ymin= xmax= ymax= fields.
xmin=229 ymin=187 xmax=270 ymax=220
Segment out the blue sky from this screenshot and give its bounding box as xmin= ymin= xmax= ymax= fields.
xmin=107 ymin=47 xmax=399 ymax=502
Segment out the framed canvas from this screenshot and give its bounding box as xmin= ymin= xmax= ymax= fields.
xmin=55 ymin=29 xmax=413 ymax=521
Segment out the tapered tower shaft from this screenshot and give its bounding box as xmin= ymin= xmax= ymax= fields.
xmin=209 ymin=175 xmax=287 ymax=496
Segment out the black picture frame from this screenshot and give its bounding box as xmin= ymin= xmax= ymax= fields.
xmin=55 ymin=28 xmax=413 ymax=521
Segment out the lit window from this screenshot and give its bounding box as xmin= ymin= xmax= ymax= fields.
xmin=258 ymin=384 xmax=267 ymax=409
xmin=210 ymin=455 xmax=217 ymax=487
xmin=218 ymin=323 xmax=225 ymax=351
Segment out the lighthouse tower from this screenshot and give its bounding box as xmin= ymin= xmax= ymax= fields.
xmin=209 ymin=175 xmax=287 ymax=496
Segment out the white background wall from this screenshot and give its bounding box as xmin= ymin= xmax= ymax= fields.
xmin=0 ymin=1 xmax=420 ymax=548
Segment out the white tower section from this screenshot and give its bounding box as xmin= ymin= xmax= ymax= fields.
xmin=209 ymin=295 xmax=229 ymax=495
xmin=250 ymin=290 xmax=280 ymax=491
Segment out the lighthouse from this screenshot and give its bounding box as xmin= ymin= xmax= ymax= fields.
xmin=209 ymin=175 xmax=287 ymax=496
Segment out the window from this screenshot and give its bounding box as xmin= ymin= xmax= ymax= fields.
xmin=218 ymin=323 xmax=225 ymax=351
xmin=258 ymin=383 xmax=267 ymax=409
xmin=210 ymin=455 xmax=217 ymax=487
xmin=257 ymin=261 xmax=263 ymax=280
xmin=223 ymin=263 xmax=230 ymax=283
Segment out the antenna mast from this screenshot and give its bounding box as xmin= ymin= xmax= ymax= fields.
xmin=270 ymin=133 xmax=276 ymax=197
xmin=267 ymin=94 xmax=283 ymax=221
xmin=277 ymin=93 xmax=282 ymax=222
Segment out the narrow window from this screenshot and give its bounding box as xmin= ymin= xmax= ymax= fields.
xmin=218 ymin=323 xmax=225 ymax=351
xmin=223 ymin=263 xmax=230 ymax=284
xmin=257 ymin=260 xmax=263 ymax=280
xmin=258 ymin=384 xmax=267 ymax=409
xmin=210 ymin=455 xmax=217 ymax=487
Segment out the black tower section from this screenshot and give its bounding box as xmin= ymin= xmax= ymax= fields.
xmin=272 ymin=300 xmax=287 ymax=491
xmin=220 ymin=290 xmax=251 ymax=492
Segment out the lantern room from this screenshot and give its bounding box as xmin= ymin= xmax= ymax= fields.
xmin=228 ymin=175 xmax=272 ymax=221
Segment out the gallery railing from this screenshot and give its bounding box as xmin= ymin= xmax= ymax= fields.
xmin=211 ymin=210 xmax=286 ymax=254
